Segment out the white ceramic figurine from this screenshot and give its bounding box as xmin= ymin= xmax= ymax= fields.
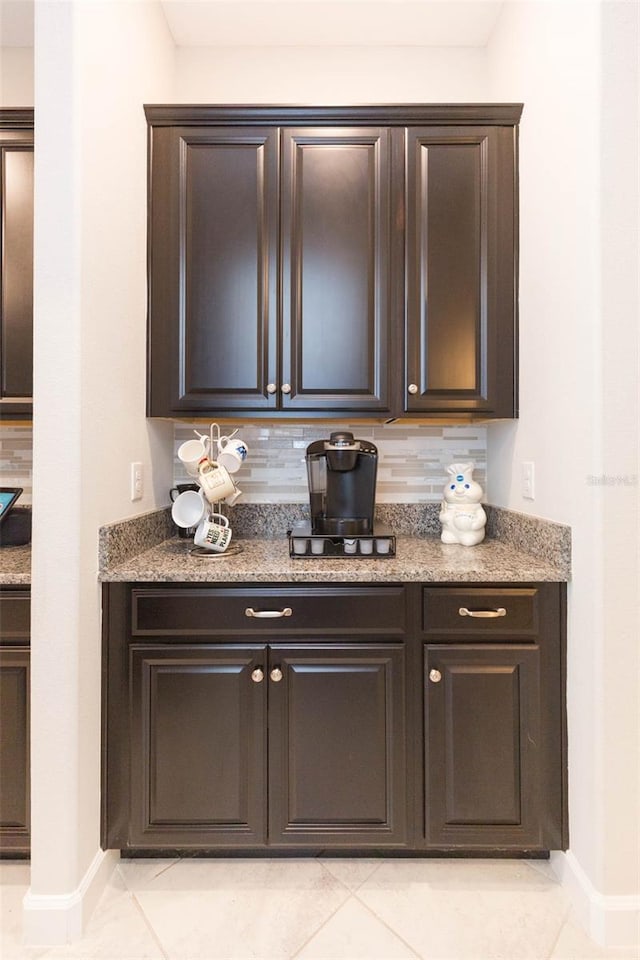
xmin=439 ymin=462 xmax=487 ymax=546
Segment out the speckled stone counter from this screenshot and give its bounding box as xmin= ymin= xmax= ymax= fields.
xmin=0 ymin=544 xmax=31 ymax=585
xmin=99 ymin=534 xmax=568 ymax=583
xmin=98 ymin=502 xmax=571 ymax=583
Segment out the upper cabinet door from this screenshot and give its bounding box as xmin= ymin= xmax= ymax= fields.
xmin=147 ymin=126 xmax=279 ymax=416
xmin=404 ymin=126 xmax=517 ymax=417
xmin=280 ymin=128 xmax=394 ymax=414
xmin=0 ymin=114 xmax=34 ymax=422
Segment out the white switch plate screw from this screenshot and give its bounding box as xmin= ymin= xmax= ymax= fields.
xmin=131 ymin=462 xmax=144 ymax=501
xmin=522 ymin=461 xmax=535 ymax=500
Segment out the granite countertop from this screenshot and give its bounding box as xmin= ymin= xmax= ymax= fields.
xmin=0 ymin=544 xmax=31 ymax=585
xmin=1 ymin=504 xmax=571 ymax=586
xmin=99 ymin=534 xmax=568 ymax=583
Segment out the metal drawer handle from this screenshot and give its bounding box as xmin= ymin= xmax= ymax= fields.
xmin=251 ymin=667 xmax=264 ymax=683
xmin=245 ymin=607 xmax=293 ymax=619
xmin=459 ymin=607 xmax=507 ymax=619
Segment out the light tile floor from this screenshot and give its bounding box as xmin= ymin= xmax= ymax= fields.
xmin=1 ymin=858 xmax=638 ymax=960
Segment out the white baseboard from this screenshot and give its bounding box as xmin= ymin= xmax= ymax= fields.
xmin=551 ymin=850 xmax=640 ymax=949
xmin=22 ymin=848 xmax=119 ymax=946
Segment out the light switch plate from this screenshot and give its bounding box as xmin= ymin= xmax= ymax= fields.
xmin=130 ymin=462 xmax=144 ymax=501
xmin=522 ymin=461 xmax=535 ymax=500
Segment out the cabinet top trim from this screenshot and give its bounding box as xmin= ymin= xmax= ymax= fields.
xmin=0 ymin=108 xmax=34 ymax=130
xmin=144 ymin=103 xmax=523 ymax=127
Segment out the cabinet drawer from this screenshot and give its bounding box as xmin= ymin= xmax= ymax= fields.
xmin=422 ymin=587 xmax=539 ymax=640
xmin=0 ymin=591 xmax=30 ymax=644
xmin=131 ymin=585 xmax=407 ymax=638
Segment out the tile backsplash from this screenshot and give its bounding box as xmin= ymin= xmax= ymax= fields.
xmin=0 ymin=426 xmax=33 ymax=503
xmin=1 ymin=422 xmax=487 ymax=511
xmin=174 ymin=423 xmax=487 ymax=503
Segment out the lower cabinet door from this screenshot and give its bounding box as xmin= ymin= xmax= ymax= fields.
xmin=129 ymin=645 xmax=267 ymax=847
xmin=0 ymin=647 xmax=30 ymax=853
xmin=268 ymin=644 xmax=407 ymax=847
xmin=425 ymin=645 xmax=543 ymax=849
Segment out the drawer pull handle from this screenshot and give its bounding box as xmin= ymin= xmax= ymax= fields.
xmin=459 ymin=607 xmax=507 ymax=619
xmin=251 ymin=667 xmax=264 ymax=683
xmin=429 ymin=669 xmax=442 ymax=683
xmin=270 ymin=667 xmax=283 ymax=683
xmin=245 ymin=607 xmax=293 ymax=619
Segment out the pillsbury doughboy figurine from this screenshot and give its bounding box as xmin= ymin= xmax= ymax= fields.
xmin=439 ymin=462 xmax=486 ymax=546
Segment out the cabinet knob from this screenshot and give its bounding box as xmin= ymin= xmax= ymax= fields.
xmin=251 ymin=667 xmax=264 ymax=683
xmin=408 ymin=383 xmax=419 ymax=395
xmin=266 ymin=383 xmax=277 ymax=395
xmin=281 ymin=383 xmax=291 ymax=395
xmin=270 ymin=667 xmax=283 ymax=683
xmin=429 ymin=669 xmax=442 ymax=683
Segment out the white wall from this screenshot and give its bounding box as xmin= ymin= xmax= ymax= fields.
xmin=27 ymin=0 xmax=175 ymax=943
xmin=175 ymin=44 xmax=488 ymax=101
xmin=0 ymin=46 xmax=33 ymax=105
xmin=486 ymin=0 xmax=639 ymax=944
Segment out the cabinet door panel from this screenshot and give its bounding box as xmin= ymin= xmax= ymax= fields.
xmin=0 ymin=647 xmax=30 ymax=852
xmin=281 ymin=128 xmax=392 ymax=413
xmin=425 ymin=645 xmax=542 ymax=848
xmin=1 ymin=124 xmax=34 ymax=419
xmin=405 ymin=126 xmax=516 ymax=417
xmin=129 ymin=645 xmax=266 ymax=847
xmin=268 ymin=644 xmax=406 ymax=846
xmin=148 ymin=127 xmax=278 ymax=415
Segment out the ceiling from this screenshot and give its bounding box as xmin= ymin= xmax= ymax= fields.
xmin=0 ymin=0 xmax=504 ymax=49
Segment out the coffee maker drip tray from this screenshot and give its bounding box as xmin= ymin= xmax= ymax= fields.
xmin=287 ymin=522 xmax=396 ymax=559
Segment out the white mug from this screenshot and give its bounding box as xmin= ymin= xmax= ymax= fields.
xmin=194 ymin=514 xmax=232 ymax=552
xmin=171 ymin=489 xmax=206 ymax=529
xmin=217 ymin=436 xmax=249 ymax=474
xmin=197 ymin=459 xmax=236 ymax=503
xmin=224 ymin=486 xmax=243 ymax=507
xmin=178 ymin=437 xmax=210 ymax=477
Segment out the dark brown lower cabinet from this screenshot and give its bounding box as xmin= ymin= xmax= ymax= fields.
xmin=127 ymin=640 xmax=406 ymax=849
xmin=129 ymin=645 xmax=267 ymax=847
xmin=0 ymin=587 xmax=31 ymax=854
xmin=268 ymin=645 xmax=405 ymax=846
xmin=103 ymin=581 xmax=566 ymax=855
xmin=0 ymin=649 xmax=30 ymax=853
xmin=425 ymin=645 xmax=543 ymax=848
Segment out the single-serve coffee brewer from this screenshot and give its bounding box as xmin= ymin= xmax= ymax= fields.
xmin=307 ymin=431 xmax=377 ymax=535
xmin=288 ymin=431 xmax=396 ymax=558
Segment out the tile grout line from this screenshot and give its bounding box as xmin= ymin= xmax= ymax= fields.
xmin=349 ymin=887 xmax=424 ymax=960
xmin=130 ymin=890 xmax=171 ymax=960
xmin=543 ymin=899 xmax=574 ymax=960
xmin=287 ymin=858 xmax=360 ymax=960
xmin=289 ymin=859 xmax=423 ymax=960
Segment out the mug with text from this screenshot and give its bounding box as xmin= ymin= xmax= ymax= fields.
xmin=194 ymin=513 xmax=232 ymax=553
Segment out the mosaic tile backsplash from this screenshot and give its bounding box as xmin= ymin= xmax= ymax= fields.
xmin=174 ymin=423 xmax=487 ymax=503
xmin=1 ymin=423 xmax=487 ymax=511
xmin=0 ymin=426 xmax=33 ymax=504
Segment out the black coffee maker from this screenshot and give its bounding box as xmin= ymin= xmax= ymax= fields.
xmin=306 ymin=431 xmax=378 ymax=536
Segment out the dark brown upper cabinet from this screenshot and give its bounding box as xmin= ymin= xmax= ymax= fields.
xmin=0 ymin=110 xmax=34 ymax=422
xmin=145 ymin=105 xmax=521 ymax=420
xmin=404 ymin=126 xmax=517 ymax=417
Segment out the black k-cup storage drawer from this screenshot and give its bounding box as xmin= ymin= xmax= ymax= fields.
xmin=131 ymin=585 xmax=407 ymax=638
xmin=0 ymin=590 xmax=30 ymax=645
xmin=422 ymin=586 xmax=540 ymax=640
